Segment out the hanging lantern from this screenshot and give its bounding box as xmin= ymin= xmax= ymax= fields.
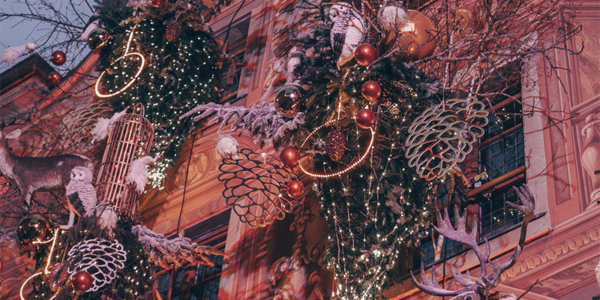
xmin=96 ymin=104 xmax=155 ymax=217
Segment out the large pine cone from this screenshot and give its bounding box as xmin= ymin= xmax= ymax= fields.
xmin=166 ymin=20 xmax=182 ymax=42
xmin=326 ymin=130 xmax=346 ymax=162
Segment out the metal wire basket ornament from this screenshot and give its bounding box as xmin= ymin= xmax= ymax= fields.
xmin=96 ymin=104 xmax=155 ymax=217
xmin=218 ymin=148 xmax=295 ymax=227
xmin=405 ymin=98 xmax=488 ymax=180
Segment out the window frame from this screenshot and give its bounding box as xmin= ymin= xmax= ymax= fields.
xmin=155 ymin=215 xmax=229 ymax=300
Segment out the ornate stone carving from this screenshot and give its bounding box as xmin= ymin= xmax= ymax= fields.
xmin=581 ymin=112 xmax=600 ymax=206
xmin=501 ymin=226 xmax=600 ymax=280
xmin=269 ymin=201 xmax=327 ymax=300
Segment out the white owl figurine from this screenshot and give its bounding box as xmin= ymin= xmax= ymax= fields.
xmin=329 ymin=3 xmax=366 ymax=69
xmin=63 ymin=166 xmax=97 ymax=229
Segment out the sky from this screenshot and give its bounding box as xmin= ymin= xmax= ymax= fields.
xmin=0 ymin=0 xmax=94 ymax=73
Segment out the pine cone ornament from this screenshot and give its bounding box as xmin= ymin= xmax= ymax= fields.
xmin=166 ymin=20 xmax=182 ymax=42
xmin=326 ymin=130 xmax=346 ymax=162
xmin=405 ymin=98 xmax=488 ymax=180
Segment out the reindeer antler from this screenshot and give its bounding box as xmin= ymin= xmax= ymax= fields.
xmin=484 ymin=184 xmax=535 ymax=288
xmin=412 ymin=184 xmax=536 ymax=298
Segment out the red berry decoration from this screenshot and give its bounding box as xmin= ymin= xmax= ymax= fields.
xmin=361 ymin=80 xmax=381 ymax=103
xmin=354 ymin=43 xmax=377 ymax=66
xmin=48 ymin=72 xmax=62 ymax=86
xmin=286 ymin=180 xmax=304 ymax=199
xmin=50 ymin=50 xmax=66 ymax=66
xmin=356 ymin=109 xmax=376 ymax=128
xmin=151 ymin=0 xmax=166 ymax=7
xmin=72 ymin=271 xmax=93 ymax=292
xmin=280 ymin=147 xmax=299 ymax=167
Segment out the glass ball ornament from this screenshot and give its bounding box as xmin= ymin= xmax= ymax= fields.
xmin=361 ymin=80 xmax=381 ymax=103
xmin=392 ymin=10 xmax=437 ymax=61
xmin=151 ymin=0 xmax=166 ymax=7
xmin=17 ymin=214 xmax=54 ymax=247
xmin=356 ymin=109 xmax=376 ymax=128
xmin=275 ymin=85 xmax=306 ymax=118
xmin=280 ymin=147 xmax=299 ymax=167
xmin=48 ymin=72 xmax=62 ymax=86
xmin=354 ymin=43 xmax=377 ymax=66
xmin=286 ymin=180 xmax=304 ymax=199
xmin=72 ymin=271 xmax=93 ymax=292
xmin=87 ymin=28 xmax=111 ymax=51
xmin=50 ymin=50 xmax=66 ymax=66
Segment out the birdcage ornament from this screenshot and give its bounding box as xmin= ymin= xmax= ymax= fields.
xmin=96 ymin=104 xmax=155 ymax=217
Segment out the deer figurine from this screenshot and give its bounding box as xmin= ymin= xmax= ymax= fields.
xmin=411 ymin=184 xmax=535 ymax=300
xmin=0 ymin=116 xmax=94 ymax=206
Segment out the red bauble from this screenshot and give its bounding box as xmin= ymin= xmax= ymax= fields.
xmin=151 ymin=0 xmax=166 ymax=7
xmin=286 ymin=180 xmax=304 ymax=199
xmin=354 ymin=43 xmax=377 ymax=66
xmin=356 ymin=109 xmax=376 ymax=128
xmin=72 ymin=271 xmax=93 ymax=292
xmin=50 ymin=50 xmax=66 ymax=66
xmin=280 ymin=147 xmax=299 ymax=167
xmin=48 ymin=72 xmax=62 ymax=86
xmin=361 ymin=81 xmax=381 ymax=103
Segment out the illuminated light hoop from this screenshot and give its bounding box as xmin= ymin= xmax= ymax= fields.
xmin=21 ymin=229 xmax=61 ymax=300
xmin=95 ymin=25 xmax=146 ymax=98
xmin=298 ymin=119 xmax=376 ymax=178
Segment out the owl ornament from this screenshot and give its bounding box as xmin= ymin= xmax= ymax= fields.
xmin=63 ymin=166 xmax=97 ymax=229
xmin=329 ymin=3 xmax=367 ymax=69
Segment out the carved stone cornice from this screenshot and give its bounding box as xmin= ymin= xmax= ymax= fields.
xmin=501 ymin=225 xmax=600 ymax=280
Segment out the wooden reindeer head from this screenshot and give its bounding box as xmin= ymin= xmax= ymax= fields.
xmin=411 ymin=185 xmax=535 ymax=300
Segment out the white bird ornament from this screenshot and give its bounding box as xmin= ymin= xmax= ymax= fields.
xmin=329 ymin=3 xmax=366 ymax=69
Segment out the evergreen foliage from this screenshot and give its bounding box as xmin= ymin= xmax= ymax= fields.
xmin=96 ymin=14 xmax=222 ymax=186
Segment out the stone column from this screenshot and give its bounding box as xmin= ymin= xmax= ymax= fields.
xmin=581 ymin=113 xmax=600 ymax=208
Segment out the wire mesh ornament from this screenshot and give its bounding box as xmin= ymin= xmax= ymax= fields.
xmin=66 ymin=238 xmax=127 ymax=292
xmin=96 ymin=103 xmax=155 ymax=217
xmin=405 ymin=98 xmax=488 ymax=180
xmin=218 ymin=148 xmax=295 ymax=227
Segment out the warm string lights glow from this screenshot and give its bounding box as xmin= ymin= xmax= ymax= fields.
xmin=21 ymin=229 xmax=61 ymax=300
xmin=97 ymin=19 xmax=222 ymax=187
xmin=299 ymin=120 xmax=376 ymax=178
xmin=95 ymin=25 xmax=146 ymax=98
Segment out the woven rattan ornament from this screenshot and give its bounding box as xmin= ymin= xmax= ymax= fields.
xmin=405 ymin=98 xmax=488 ymax=180
xmin=218 ymin=148 xmax=295 ymax=227
xmin=166 ymin=20 xmax=182 ymax=42
xmin=325 ymin=130 xmax=346 ymax=162
xmin=66 ymin=238 xmax=127 ymax=292
xmin=96 ymin=104 xmax=155 ymax=217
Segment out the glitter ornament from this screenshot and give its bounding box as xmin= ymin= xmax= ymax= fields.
xmin=275 ymin=85 xmax=306 ymax=118
xmin=325 ymin=130 xmax=346 ymax=162
xmin=280 ymin=147 xmax=299 ymax=167
xmin=87 ymin=28 xmax=110 ymax=51
xmin=17 ymin=214 xmax=53 ymax=248
xmin=166 ymin=20 xmax=182 ymax=42
xmin=286 ymin=180 xmax=304 ymax=199
xmin=356 ymin=109 xmax=376 ymax=128
xmin=50 ymin=50 xmax=66 ymax=65
xmin=361 ymin=80 xmax=381 ymax=103
xmin=405 ymin=98 xmax=488 ymax=180
xmin=354 ymin=43 xmax=377 ymax=66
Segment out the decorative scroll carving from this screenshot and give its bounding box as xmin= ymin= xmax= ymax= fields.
xmin=269 ymin=201 xmax=326 ymax=300
xmin=501 ymin=226 xmax=600 ymax=280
